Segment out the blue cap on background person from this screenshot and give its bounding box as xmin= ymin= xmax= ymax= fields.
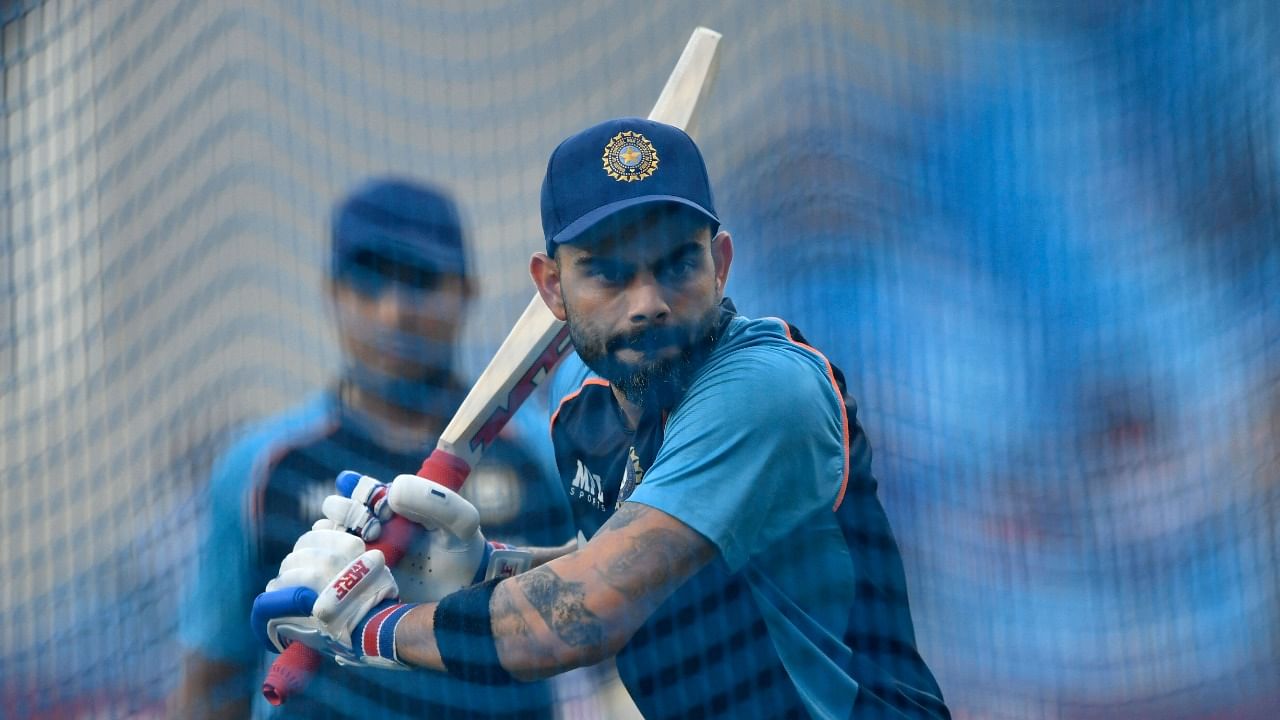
xmin=332 ymin=177 xmax=468 ymax=282
xmin=540 ymin=117 xmax=720 ymax=256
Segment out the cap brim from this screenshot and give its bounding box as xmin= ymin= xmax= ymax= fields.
xmin=550 ymin=196 xmax=720 ymax=249
xmin=336 ymin=233 xmax=468 ymax=276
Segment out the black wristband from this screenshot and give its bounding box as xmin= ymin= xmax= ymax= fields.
xmin=433 ymin=577 xmax=518 ymax=685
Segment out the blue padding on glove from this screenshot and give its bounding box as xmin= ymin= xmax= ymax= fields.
xmin=251 ymin=586 xmax=319 ymax=652
xmin=336 ymin=469 xmax=363 ymax=498
xmin=471 ymin=541 xmax=494 ymax=585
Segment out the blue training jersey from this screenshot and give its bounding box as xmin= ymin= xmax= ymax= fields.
xmin=548 ymin=300 xmax=949 ymax=720
xmin=180 ymin=388 xmax=573 ymax=719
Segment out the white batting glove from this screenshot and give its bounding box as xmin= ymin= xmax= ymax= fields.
xmin=319 ymin=471 xmax=532 ymax=602
xmin=251 ymin=529 xmax=412 ymax=670
xmin=317 ymin=473 xmax=393 ymax=539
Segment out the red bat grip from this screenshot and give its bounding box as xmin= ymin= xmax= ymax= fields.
xmin=262 ymin=643 xmax=322 ymax=706
xmin=416 ymin=448 xmax=472 ymax=492
xmin=261 ymin=449 xmax=473 ymax=705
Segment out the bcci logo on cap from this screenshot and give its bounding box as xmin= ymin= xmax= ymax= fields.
xmin=602 ymin=131 xmax=659 ymax=182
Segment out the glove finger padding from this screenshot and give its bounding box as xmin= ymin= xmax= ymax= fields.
xmin=312 ymin=517 xmax=344 ymax=532
xmin=345 ymin=473 xmax=393 ymax=517
xmin=313 ymin=550 xmax=399 ymax=638
xmin=387 ymin=474 xmax=480 ymax=543
xmin=322 ymin=495 xmax=384 ymax=541
xmin=324 ymin=472 xmax=394 ymax=540
xmin=293 ymin=528 xmax=366 ymax=557
xmin=266 ymin=530 xmax=366 ymax=593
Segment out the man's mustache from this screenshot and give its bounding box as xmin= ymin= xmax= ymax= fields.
xmin=606 ymin=325 xmax=688 ymax=354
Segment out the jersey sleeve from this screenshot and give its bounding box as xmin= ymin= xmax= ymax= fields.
xmin=548 ymin=350 xmax=593 ymax=418
xmin=626 ymin=343 xmax=848 ymax=572
xmin=177 ymin=434 xmax=265 ymax=663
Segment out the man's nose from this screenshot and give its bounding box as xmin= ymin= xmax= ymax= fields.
xmin=375 ymin=288 xmax=410 ymax=327
xmin=625 ymin=272 xmax=671 ymax=324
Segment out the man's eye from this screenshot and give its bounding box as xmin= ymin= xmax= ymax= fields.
xmin=659 ymin=257 xmax=700 ymax=282
xmin=589 ymin=264 xmax=630 ymax=284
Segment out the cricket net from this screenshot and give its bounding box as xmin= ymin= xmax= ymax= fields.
xmin=2 ymin=1 xmax=1277 ymax=718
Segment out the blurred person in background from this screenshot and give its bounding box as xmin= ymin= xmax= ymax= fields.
xmin=169 ymin=177 xmax=575 ymax=719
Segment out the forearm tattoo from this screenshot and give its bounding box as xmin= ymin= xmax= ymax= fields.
xmin=490 ymin=503 xmax=711 ymax=675
xmin=595 ymin=503 xmax=706 ymax=601
xmin=490 ymin=581 xmax=533 ymax=639
xmin=596 ymin=537 xmax=687 ymax=600
xmin=601 ymin=501 xmax=646 ymax=530
xmin=517 ymin=567 xmax=604 ymax=650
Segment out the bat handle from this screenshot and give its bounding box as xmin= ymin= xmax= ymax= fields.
xmin=262 ymin=643 xmax=322 ymax=706
xmin=261 ymin=448 xmax=473 ymax=704
xmin=417 ymin=446 xmax=472 ymax=491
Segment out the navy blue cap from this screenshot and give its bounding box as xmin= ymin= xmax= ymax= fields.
xmin=332 ymin=177 xmax=468 ymax=278
xmin=540 ymin=117 xmax=719 ymax=255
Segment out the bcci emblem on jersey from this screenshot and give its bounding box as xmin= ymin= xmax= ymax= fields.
xmin=602 ymin=130 xmax=659 ymax=182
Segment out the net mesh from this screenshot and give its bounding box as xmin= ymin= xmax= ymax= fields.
xmin=2 ymin=1 xmax=1277 ymax=718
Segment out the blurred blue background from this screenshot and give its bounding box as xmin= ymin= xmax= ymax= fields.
xmin=1 ymin=1 xmax=1276 ymax=718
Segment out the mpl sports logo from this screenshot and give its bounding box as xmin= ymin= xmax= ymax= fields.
xmin=569 ymin=460 xmax=607 ymax=511
xmin=332 ymin=559 xmax=371 ymax=600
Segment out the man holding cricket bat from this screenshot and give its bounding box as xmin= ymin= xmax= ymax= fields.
xmin=251 ymin=119 xmax=950 ymax=718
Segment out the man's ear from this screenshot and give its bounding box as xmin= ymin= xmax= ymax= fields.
xmin=710 ymin=230 xmax=733 ymax=295
xmin=529 ymin=251 xmax=568 ymax=321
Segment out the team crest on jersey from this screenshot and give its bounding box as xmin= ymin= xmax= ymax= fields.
xmin=569 ymin=460 xmax=607 ymax=511
xmin=602 ymin=131 xmax=658 ymax=182
xmin=617 ymin=446 xmax=645 ymax=508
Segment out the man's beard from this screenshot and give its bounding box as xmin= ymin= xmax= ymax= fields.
xmin=568 ymin=304 xmax=722 ymax=410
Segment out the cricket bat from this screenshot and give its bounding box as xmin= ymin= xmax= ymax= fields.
xmin=262 ymin=26 xmax=723 ymax=705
